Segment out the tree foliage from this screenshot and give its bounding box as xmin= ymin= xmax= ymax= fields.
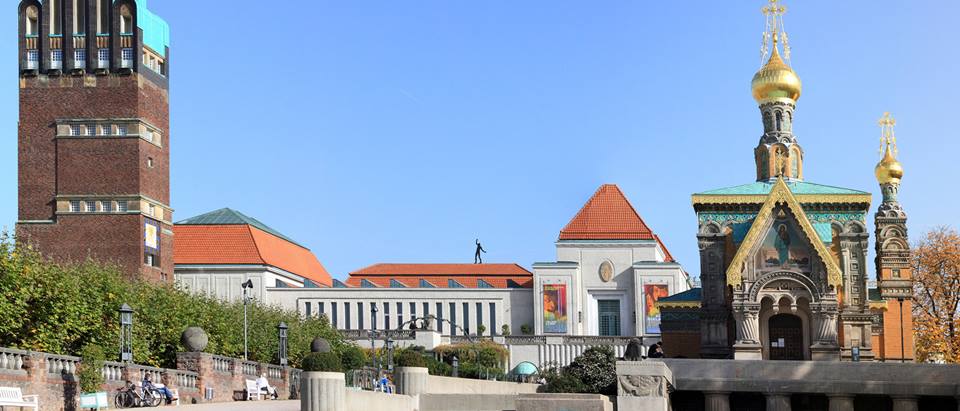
xmin=0 ymin=233 xmax=347 ymax=368
xmin=913 ymin=226 xmax=960 ymax=363
xmin=541 ymin=346 xmax=616 ymax=394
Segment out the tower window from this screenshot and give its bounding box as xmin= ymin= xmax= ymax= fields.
xmin=74 ymin=49 xmax=87 ymax=68
xmin=50 ymin=0 xmax=62 ymax=35
xmin=117 ymin=125 xmax=128 ymax=136
xmin=147 ymin=157 xmax=154 ymax=168
xmin=51 ymin=50 xmax=64 ymax=70
xmin=70 ymin=125 xmax=83 ymax=136
xmin=69 ymin=201 xmax=81 ymax=212
xmin=101 ymin=201 xmax=114 ymax=212
xmin=25 ymin=6 xmax=39 ymax=36
xmin=73 ymin=0 xmax=86 ymax=35
xmin=85 ymin=200 xmax=97 ymax=212
xmin=775 ymin=111 xmax=783 ymax=131
xmin=97 ymin=48 xmax=110 ymax=69
xmin=101 ymin=125 xmax=112 ymax=135
xmin=121 ymin=48 xmax=134 ymax=69
xmin=86 ymin=124 xmax=96 ymax=136
xmin=96 ymin=0 xmax=108 ymax=34
xmin=117 ymin=201 xmax=128 ymax=212
xmin=26 ymin=50 xmax=39 ymax=70
xmin=120 ymin=6 xmax=133 ymax=34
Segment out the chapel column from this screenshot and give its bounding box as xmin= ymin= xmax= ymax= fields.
xmin=765 ymin=393 xmax=791 ymax=411
xmin=704 ymin=391 xmax=730 ymax=411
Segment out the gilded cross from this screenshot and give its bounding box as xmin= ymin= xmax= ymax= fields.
xmin=878 ymin=112 xmax=898 ymax=156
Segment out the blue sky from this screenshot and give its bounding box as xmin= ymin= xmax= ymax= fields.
xmin=1 ymin=1 xmax=956 ymax=280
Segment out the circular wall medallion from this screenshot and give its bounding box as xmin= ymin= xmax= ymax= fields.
xmin=599 ymin=261 xmax=614 ymax=283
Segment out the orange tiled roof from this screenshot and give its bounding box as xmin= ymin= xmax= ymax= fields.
xmin=559 ymin=184 xmax=655 ymax=240
xmin=174 ymin=224 xmax=332 ymax=287
xmin=345 ymin=263 xmax=533 ymax=288
xmin=654 ymin=235 xmax=676 ymax=263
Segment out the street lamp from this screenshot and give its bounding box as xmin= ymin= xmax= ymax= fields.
xmin=278 ymin=322 xmax=288 ymax=366
xmin=119 ymin=304 xmax=133 ymax=362
xmin=386 ymin=338 xmax=395 ymax=371
xmin=370 ymin=304 xmax=379 ymax=370
xmin=241 ymin=279 xmax=254 ymax=360
xmin=451 ymin=355 xmax=459 ymax=378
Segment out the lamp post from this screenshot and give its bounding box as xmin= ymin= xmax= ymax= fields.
xmin=370 ymin=304 xmax=379 ymax=371
xmin=278 ymin=322 xmax=288 ymax=366
xmin=386 ymin=338 xmax=395 ymax=371
xmin=241 ymin=279 xmax=254 ymax=360
xmin=451 ymin=355 xmax=459 ymax=378
xmin=119 ymin=304 xmax=133 ymax=363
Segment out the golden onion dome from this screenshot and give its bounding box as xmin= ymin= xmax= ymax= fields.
xmin=875 ymin=144 xmax=904 ymax=185
xmin=751 ymin=46 xmax=802 ymax=104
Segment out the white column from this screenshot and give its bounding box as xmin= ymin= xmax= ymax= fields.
xmin=704 ymin=392 xmax=730 ymax=411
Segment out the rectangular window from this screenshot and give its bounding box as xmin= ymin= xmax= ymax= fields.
xmin=397 ymin=302 xmax=403 ymax=329
xmin=26 ymin=50 xmax=39 ymax=70
xmin=85 ymin=200 xmax=96 ymax=212
xmin=147 ymin=157 xmax=154 ymax=168
xmin=422 ymin=302 xmax=429 ymax=319
xmin=74 ymin=48 xmax=86 ymax=68
xmin=384 ymin=302 xmax=390 ymax=330
xmin=410 ymin=302 xmax=416 ymax=324
xmin=332 ymin=302 xmax=339 ymax=328
xmin=318 ymin=302 xmax=325 ymax=316
xmin=97 ymin=48 xmax=109 ymax=69
xmin=489 ymin=302 xmax=496 ymax=336
xmin=86 ymin=123 xmax=96 ymax=136
xmin=51 ymin=49 xmax=63 ymax=69
xmin=463 ymin=303 xmax=470 ymax=335
xmin=69 ymin=200 xmax=81 ymax=212
xmin=305 ymin=302 xmax=312 ymax=317
xmin=117 ymin=125 xmax=128 ymax=136
xmin=345 ymin=303 xmax=351 ymax=330
xmin=147 ymin=204 xmax=156 ymax=216
xmin=436 ymin=303 xmax=443 ymax=334
xmin=358 ymin=302 xmax=364 ymax=330
xmin=102 ymin=125 xmax=112 ymax=135
xmin=143 ymin=129 xmax=154 ymax=143
xmin=101 ymin=201 xmax=114 ymax=212
xmin=145 ymin=254 xmax=154 ymax=266
xmin=70 ymin=125 xmax=82 ymax=136
xmin=449 ymin=303 xmax=457 ymax=335
xmin=598 ymin=300 xmax=622 ymax=337
xmin=121 ymin=48 xmax=134 ymax=68
xmin=117 ymin=201 xmax=128 ymax=212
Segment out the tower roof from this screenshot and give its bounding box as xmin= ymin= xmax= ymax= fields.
xmin=177 ymin=208 xmax=302 ymax=247
xmin=559 ymin=184 xmax=656 ymax=241
xmin=134 ymin=0 xmax=170 ymax=56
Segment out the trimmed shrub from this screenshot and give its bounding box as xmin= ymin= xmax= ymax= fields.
xmin=540 ymin=346 xmax=616 ymax=394
xmin=338 ymin=345 xmax=366 ymax=371
xmin=395 ymin=350 xmax=427 ymax=368
xmin=77 ymin=344 xmax=106 ymax=393
xmin=301 ymin=352 xmax=342 ymax=372
xmin=501 ymin=324 xmax=510 ymax=336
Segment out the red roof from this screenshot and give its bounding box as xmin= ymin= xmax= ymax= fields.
xmin=345 ymin=263 xmax=533 ymax=288
xmin=174 ymin=225 xmax=332 ymax=287
xmin=653 ymin=235 xmax=676 ymax=263
xmin=559 ymin=184 xmax=655 ymax=240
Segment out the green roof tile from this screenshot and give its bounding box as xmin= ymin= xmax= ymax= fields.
xmin=135 ymin=0 xmax=170 ymax=57
xmin=176 ymin=208 xmax=303 ymax=247
xmin=696 ymin=181 xmax=869 ymax=196
xmin=659 ymin=288 xmax=702 ymax=302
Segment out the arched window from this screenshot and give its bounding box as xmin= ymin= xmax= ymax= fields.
xmin=49 ymin=0 xmax=62 ymax=35
xmin=73 ymin=0 xmax=86 ymax=34
xmin=120 ymin=5 xmax=133 ymax=34
xmin=775 ymin=111 xmax=783 ymax=131
xmin=96 ymin=0 xmax=109 ymax=34
xmin=25 ymin=6 xmax=38 ymax=36
xmin=790 ymin=148 xmax=800 ymax=178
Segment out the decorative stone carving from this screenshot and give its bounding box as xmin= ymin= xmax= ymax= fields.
xmin=618 ymin=375 xmax=667 ymax=397
xmin=599 ymin=261 xmax=614 ymax=283
xmin=181 ymin=327 xmax=208 ymax=353
xmin=310 ymin=337 xmax=331 ymax=353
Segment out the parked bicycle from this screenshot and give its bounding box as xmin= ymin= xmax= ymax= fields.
xmin=114 ymin=380 xmax=162 ymax=408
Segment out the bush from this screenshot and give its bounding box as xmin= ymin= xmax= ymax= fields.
xmin=301 ymin=352 xmax=342 ymax=372
xmin=476 ymin=324 xmax=486 ymax=336
xmin=540 ymin=346 xmax=616 ymax=394
xmin=77 ymin=344 xmax=106 ymax=393
xmin=0 ymin=232 xmax=346 ymax=369
xmin=395 ymin=349 xmax=427 ymax=368
xmin=338 ymin=345 xmax=366 ymax=371
xmin=501 ymin=325 xmax=510 ymax=336
xmin=434 ymin=341 xmax=508 ymax=369
xmin=520 ymin=324 xmax=532 ymax=335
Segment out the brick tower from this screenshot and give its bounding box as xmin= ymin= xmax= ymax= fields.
xmin=873 ymin=113 xmax=915 ymax=362
xmin=16 ymin=0 xmax=172 ymax=282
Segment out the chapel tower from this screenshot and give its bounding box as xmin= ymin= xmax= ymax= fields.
xmin=873 ymin=113 xmax=915 ymax=362
xmin=16 ymin=0 xmax=172 ymax=282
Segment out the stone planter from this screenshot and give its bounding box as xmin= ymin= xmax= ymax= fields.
xmin=301 ymin=371 xmax=345 ymax=411
xmin=394 ymin=367 xmax=429 ymax=396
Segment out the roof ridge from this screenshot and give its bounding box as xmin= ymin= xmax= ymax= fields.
xmin=559 ymin=184 xmax=655 ymax=240
xmin=245 ymin=225 xmax=268 ymax=265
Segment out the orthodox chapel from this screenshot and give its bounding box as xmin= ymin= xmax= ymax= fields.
xmin=658 ymin=0 xmax=915 ymax=362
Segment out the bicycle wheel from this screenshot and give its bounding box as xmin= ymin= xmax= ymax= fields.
xmin=149 ymin=389 xmax=163 ymax=407
xmin=114 ymin=391 xmax=134 ymax=409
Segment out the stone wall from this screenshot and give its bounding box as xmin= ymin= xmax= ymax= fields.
xmin=423 ymin=374 xmax=540 ymax=395
xmin=175 ymin=352 xmax=295 ymax=403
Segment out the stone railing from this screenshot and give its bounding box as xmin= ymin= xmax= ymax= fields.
xmin=503 ymin=336 xmax=547 ymax=345
xmin=101 ymin=361 xmax=126 ymax=382
xmin=265 ymin=364 xmax=283 ymax=379
xmin=171 ymin=369 xmax=199 ymax=390
xmin=504 ymin=335 xmax=641 ymax=370
xmin=210 ymin=354 xmax=233 ymax=373
xmin=44 ymin=353 xmax=81 ymax=376
xmin=340 ymin=329 xmax=417 ymax=340
xmin=0 ymin=347 xmax=29 ymax=373
xmin=240 ymin=360 xmax=259 ymax=376
xmin=129 ymin=364 xmax=165 ymax=383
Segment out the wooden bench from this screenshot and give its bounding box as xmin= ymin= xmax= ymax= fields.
xmin=0 ymin=387 xmax=39 ymax=410
xmin=244 ymin=379 xmax=265 ymax=401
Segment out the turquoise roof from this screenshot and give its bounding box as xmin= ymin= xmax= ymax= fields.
xmin=176 ymin=208 xmax=303 ymax=247
xmin=512 ymin=362 xmax=539 ymax=376
xmin=659 ymin=288 xmax=702 ymax=302
xmin=696 ymin=181 xmax=869 ymax=196
xmin=135 ymin=0 xmax=170 ymax=57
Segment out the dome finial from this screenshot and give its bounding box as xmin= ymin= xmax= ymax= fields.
xmin=875 ymin=112 xmax=904 ymax=185
xmin=752 ymin=0 xmax=801 ymax=104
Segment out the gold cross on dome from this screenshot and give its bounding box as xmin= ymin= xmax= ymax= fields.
xmin=878 ymin=112 xmax=898 ymax=155
xmin=762 ymin=0 xmax=787 ymax=18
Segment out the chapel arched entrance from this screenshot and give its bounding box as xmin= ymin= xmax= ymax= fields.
xmin=768 ymin=314 xmax=804 ymax=360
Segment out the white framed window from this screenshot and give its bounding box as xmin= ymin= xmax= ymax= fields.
xmin=143 ymin=129 xmax=154 ymax=143
xmin=85 ymin=200 xmax=97 ymax=212
xmin=97 ymin=48 xmax=109 ymax=69
xmin=117 ymin=201 xmax=128 ymax=212
xmin=145 ymin=254 xmax=155 ymax=267
xmin=70 ymin=125 xmax=83 ymax=136
xmin=101 ymin=201 xmax=114 ymax=212
xmin=74 ymin=48 xmax=86 ymax=67
xmin=121 ymin=48 xmax=133 ymax=68
xmin=117 ymin=125 xmax=128 ymax=136
xmin=69 ymin=201 xmax=81 ymax=212
xmin=86 ymin=124 xmax=96 ymax=136
xmin=50 ymin=49 xmax=63 ymax=70
xmin=147 ymin=204 xmax=156 ymax=216
xmin=102 ymin=125 xmax=112 ymax=135
xmin=26 ymin=50 xmax=39 ymax=70
xmin=147 ymin=157 xmax=154 ymax=168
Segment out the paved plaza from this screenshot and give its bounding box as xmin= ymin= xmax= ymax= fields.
xmin=172 ymin=400 xmax=298 ymax=411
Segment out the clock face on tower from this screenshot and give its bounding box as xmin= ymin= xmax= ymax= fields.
xmin=599 ymin=261 xmax=614 ymax=283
